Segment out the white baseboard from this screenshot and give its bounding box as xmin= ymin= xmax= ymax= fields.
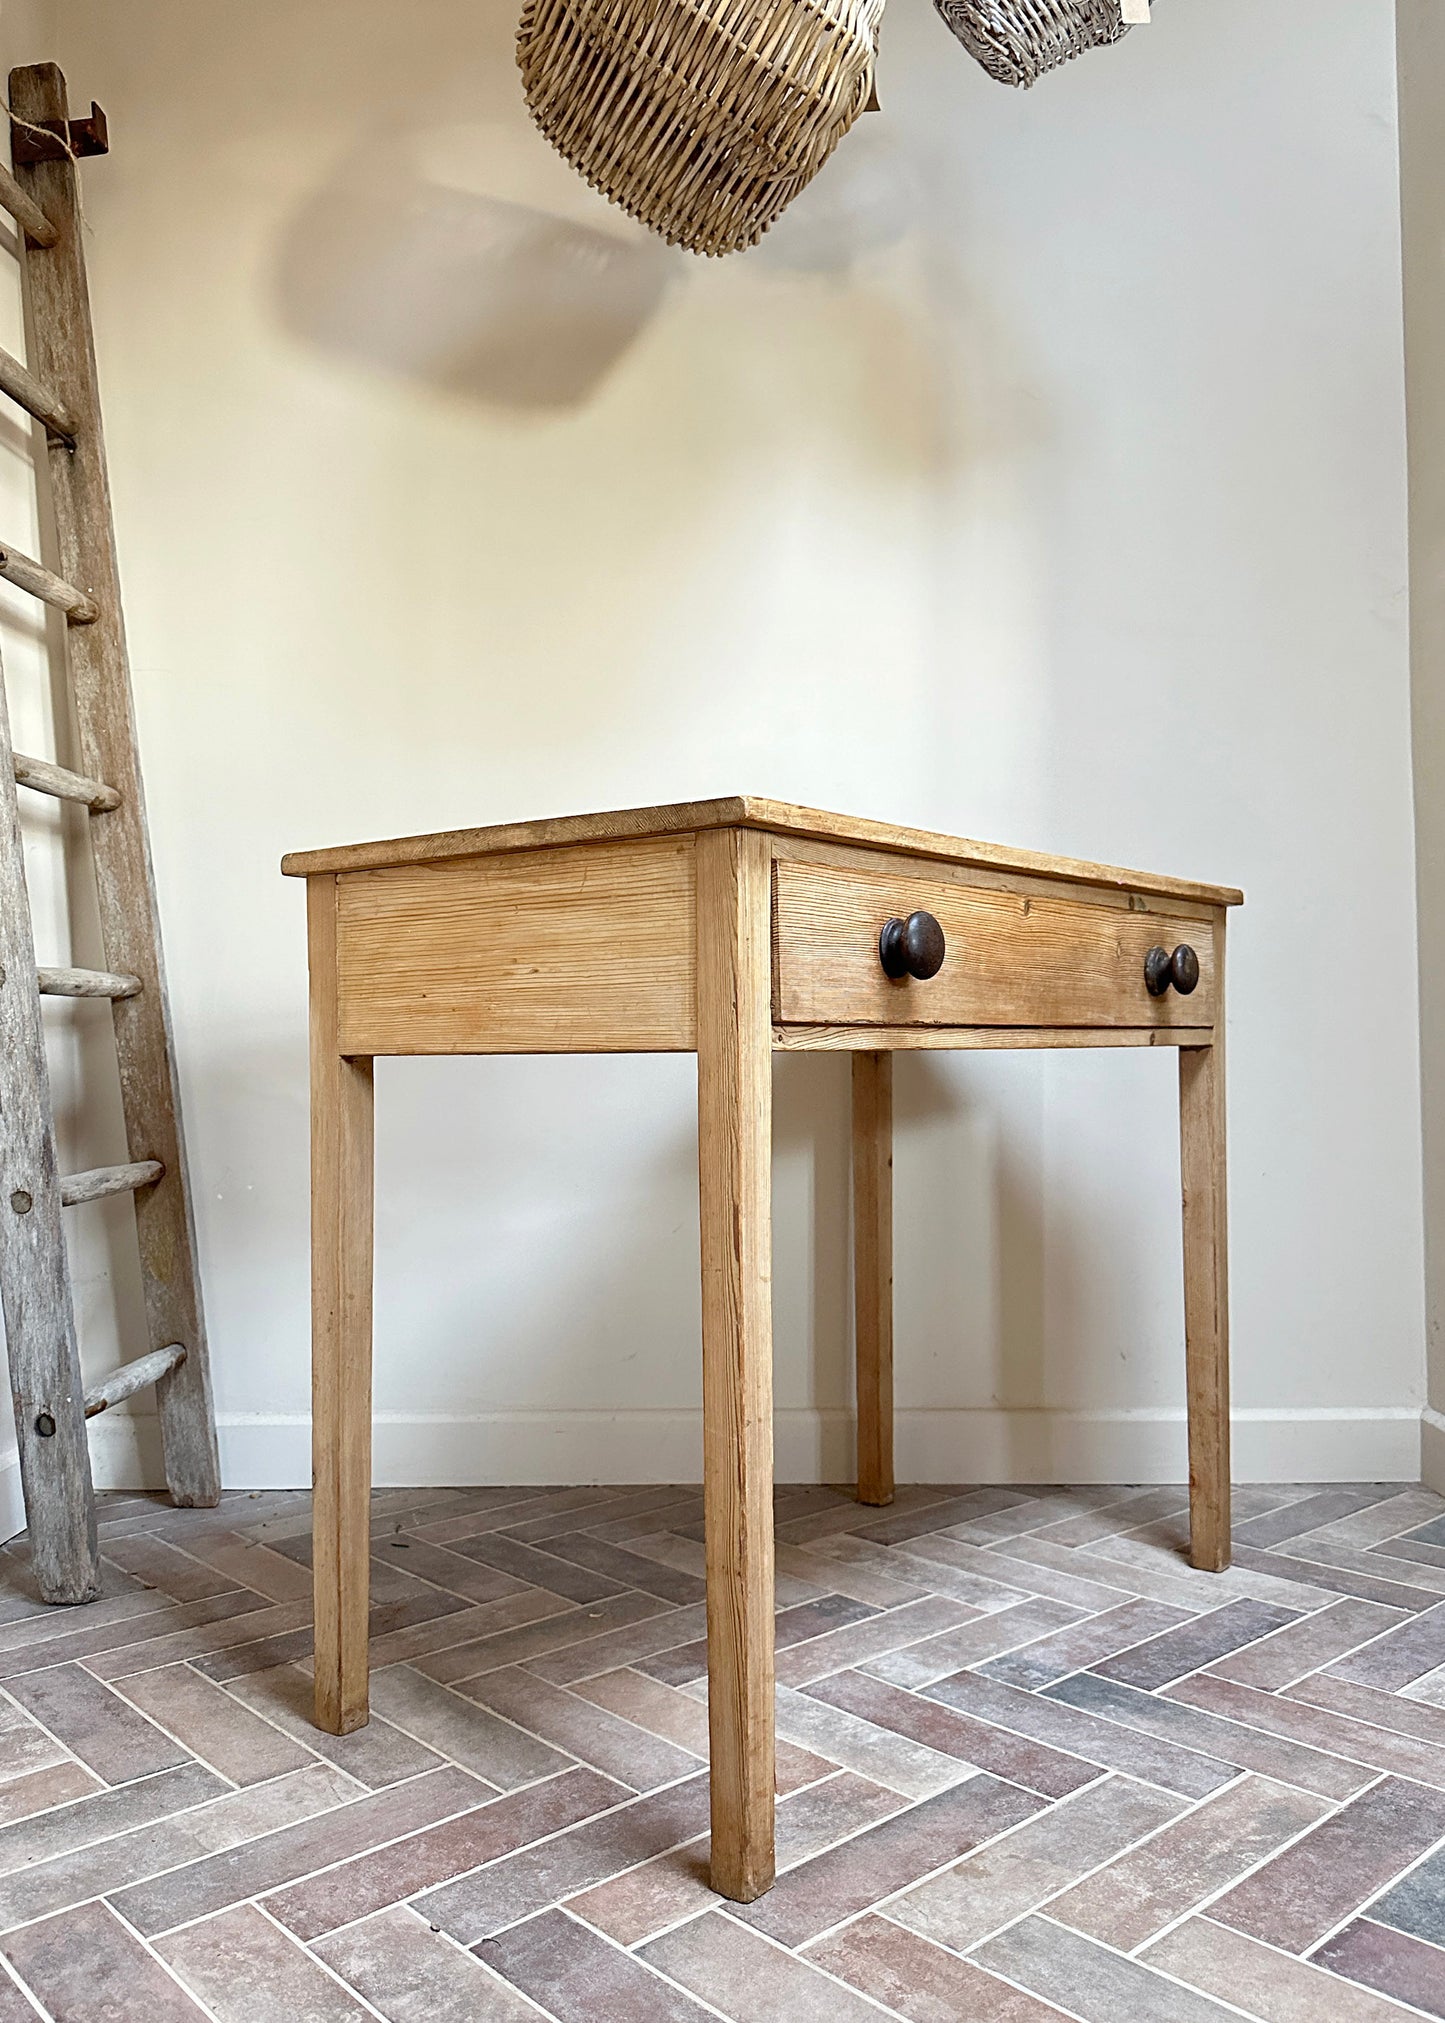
xmin=1423 ymin=1406 xmax=1445 ymax=1494
xmin=0 ymin=1405 xmax=1423 ymax=1539
xmin=194 ymin=1404 xmax=1421 ymax=1493
xmin=0 ymin=1450 xmax=25 ymax=1546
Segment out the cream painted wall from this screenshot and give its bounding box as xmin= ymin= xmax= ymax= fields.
xmin=1399 ymin=0 xmax=1445 ymax=1494
xmin=0 ymin=0 xmax=1421 ymax=1495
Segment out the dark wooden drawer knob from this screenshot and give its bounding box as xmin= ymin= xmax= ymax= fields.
xmin=879 ymin=911 xmax=946 ymax=981
xmin=1145 ymin=944 xmax=1201 ymax=998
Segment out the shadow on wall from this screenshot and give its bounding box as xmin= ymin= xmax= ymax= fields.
xmin=271 ymin=118 xmax=918 ymax=412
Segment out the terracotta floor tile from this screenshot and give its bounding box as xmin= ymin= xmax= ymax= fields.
xmin=1211 ymin=1776 xmax=1445 ymax=1952
xmin=1234 ymin=1488 xmax=1404 ymax=1549
xmin=972 ymin=1913 xmax=1249 ymax=2021
xmin=268 ymin=1766 xmax=626 ymax=1941
xmin=101 ymin=1533 xmax=250 ymax=1604
xmin=0 ymin=1589 xmax=272 ymax=1681
xmin=481 ymin=1905 xmax=718 ymax=2019
xmin=1088 ymin=1598 xmax=1303 ymax=1689
xmin=979 ymin=1598 xmax=1197 ymax=1692
xmin=925 ymin=1667 xmax=1238 ymax=1800
xmin=1288 ymin=1490 xmax=1445 ymax=1552
xmin=571 ymin=1666 xmax=832 ymax=1793
xmin=1033 ymin=1488 xmax=1191 ymax=1548
xmin=1209 ymin=1598 xmax=1408 ymax=1691
xmin=1142 ymin=1915 xmax=1423 ymax=2022
xmin=458 ymin=1664 xmax=701 ymax=1790
xmin=369 ymin=1536 xmax=529 ymax=1605
xmin=641 ymin=1908 xmax=899 ymax=2019
xmin=947 ymin=1489 xmax=1133 ymax=1547
xmin=0 ymin=1708 xmax=73 ymax=1782
xmin=887 ymin=1773 xmax=1186 ymax=1951
xmin=141 ymin=1527 xmax=316 ymax=1603
xmin=806 ymin=1668 xmax=1104 ymax=1799
xmin=112 ymin=1764 xmax=491 ymax=1937
xmin=1167 ymin=1670 xmax=1445 ymax=1789
xmin=636 ymin=1595 xmax=880 ymax=1688
xmin=512 ymin=1487 xmax=700 ymax=1544
xmin=963 ymin=1535 xmax=1206 ymax=1614
xmin=362 ymin=1588 xmax=569 ymax=1669
xmin=415 ymin=1770 xmax=712 ymax=1944
xmin=520 ymin=1600 xmax=709 ymax=1686
xmin=871 ymin=1533 xmax=1126 ymax=1615
xmin=367 ymin=1663 xmax=576 ymax=1787
xmin=1048 ymin=1669 xmax=1375 ymax=1798
xmin=850 ymin=1490 xmax=1034 ymax=1547
xmin=3 ymin=1900 xmax=211 ymax=2019
xmin=1288 ymin=1671 xmax=1445 ymax=1748
xmin=441 ymin=1529 xmax=630 ymax=1602
xmin=1313 ymin=1918 xmax=1445 ymax=2020
xmin=807 ymin=1913 xmax=1077 ymax=2021
xmin=314 ymin=1904 xmax=542 ymax=2021
xmin=158 ymin=1903 xmax=370 ymax=2020
xmin=1048 ymin=1774 xmax=1330 ymax=1949
xmin=83 ymin=1598 xmax=314 ymax=1681
xmin=1230 ymin=1544 xmax=1441 ymax=1614
xmin=771 ymin=1680 xmax=975 ymax=1801
xmin=224 ymin=1662 xmax=449 ymax=1787
xmin=738 ymin=1773 xmax=1043 ymax=1947
xmin=775 ymin=1596 xmax=975 ymax=1689
xmin=113 ymin=1663 xmax=316 ymax=1785
xmin=864 ymin=1598 xmax=1088 ymax=1691
xmin=774 ymin=1541 xmax=933 ymax=1611
xmin=0 ymin=1760 xmax=224 ymax=1879
xmin=0 ymin=1588 xmax=172 ymax=1664
xmin=2 ymin=1664 xmax=186 ymax=1785
xmin=565 ymin=1770 xmax=904 ymax=1944
xmin=1364 ymin=1840 xmax=1445 ymax=1947
xmin=3 ymin=1481 xmax=1444 ymax=2023
xmin=1330 ymin=1603 xmax=1445 ymax=1691
xmin=0 ymin=1759 xmax=100 ymax=1826
xmin=0 ymin=1763 xmax=358 ymax=1933
xmin=418 ymin=1590 xmax=670 ymax=1686
xmin=534 ymin=1531 xmax=709 ymax=1605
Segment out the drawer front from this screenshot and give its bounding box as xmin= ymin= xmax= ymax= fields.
xmin=336 ymin=837 xmax=697 ymax=1054
xmin=773 ymin=858 xmax=1217 ymax=1029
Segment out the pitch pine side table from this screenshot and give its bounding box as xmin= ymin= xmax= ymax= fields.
xmin=283 ymin=797 xmax=1242 ymax=1903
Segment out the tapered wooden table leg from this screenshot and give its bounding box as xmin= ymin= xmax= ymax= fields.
xmin=696 ymin=827 xmax=776 ymax=1903
xmin=308 ymin=876 xmax=375 ymax=1735
xmin=853 ymin=1051 xmax=894 ymax=1507
xmin=1180 ymin=1038 xmax=1230 ymax=1572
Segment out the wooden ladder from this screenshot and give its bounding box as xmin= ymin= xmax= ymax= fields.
xmin=0 ymin=62 xmax=219 ymax=1605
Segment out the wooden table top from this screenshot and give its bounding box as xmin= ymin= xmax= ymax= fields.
xmin=282 ymin=795 xmax=1243 ymax=909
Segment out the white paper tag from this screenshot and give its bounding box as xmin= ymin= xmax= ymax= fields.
xmin=1121 ymin=0 xmax=1150 ymax=20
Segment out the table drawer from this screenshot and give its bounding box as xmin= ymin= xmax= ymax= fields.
xmin=772 ymin=858 xmax=1217 ymax=1029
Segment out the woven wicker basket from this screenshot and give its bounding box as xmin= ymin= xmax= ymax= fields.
xmin=517 ymin=0 xmax=884 ymax=257
xmin=935 ymin=0 xmax=1131 ymax=88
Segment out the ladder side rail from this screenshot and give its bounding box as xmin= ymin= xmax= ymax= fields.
xmin=0 ymin=660 xmax=101 ymax=1602
xmin=10 ymin=62 xmax=219 ymax=1508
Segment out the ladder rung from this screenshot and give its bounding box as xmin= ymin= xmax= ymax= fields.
xmin=37 ymin=965 xmax=142 ymax=1000
xmin=0 ymin=160 xmax=58 ymax=248
xmin=0 ymin=341 xmax=73 ymax=438
xmin=12 ymin=752 xmax=119 ymax=812
xmin=60 ymin=1160 xmax=164 ymax=1208
xmin=0 ymin=542 xmax=97 ymax=622
xmin=84 ymin=1343 xmax=186 ymax=1419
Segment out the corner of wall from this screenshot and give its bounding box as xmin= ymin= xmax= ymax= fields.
xmin=1424 ymin=1406 xmax=1445 ymax=1493
xmin=1398 ymin=0 xmax=1445 ymax=1474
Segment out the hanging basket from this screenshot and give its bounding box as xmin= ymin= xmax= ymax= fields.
xmin=517 ymin=0 xmax=884 ymax=257
xmin=934 ymin=0 xmax=1131 ymax=88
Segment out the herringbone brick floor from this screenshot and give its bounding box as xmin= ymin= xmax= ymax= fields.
xmin=0 ymin=1484 xmax=1439 ymax=2018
